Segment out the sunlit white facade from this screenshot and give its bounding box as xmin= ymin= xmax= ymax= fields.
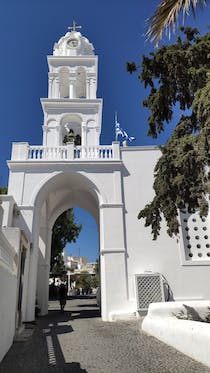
xmin=1 ymin=28 xmax=210 ymax=359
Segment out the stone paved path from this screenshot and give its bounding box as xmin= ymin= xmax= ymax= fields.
xmin=1 ymin=297 xmax=210 ymax=373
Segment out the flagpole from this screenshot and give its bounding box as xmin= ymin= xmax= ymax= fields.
xmin=115 ymin=111 xmax=118 ymax=141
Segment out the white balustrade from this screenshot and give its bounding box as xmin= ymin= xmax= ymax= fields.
xmin=28 ymin=146 xmax=67 ymax=160
xmin=75 ymin=146 xmax=113 ymax=159
xmin=27 ymin=145 xmax=114 ymax=160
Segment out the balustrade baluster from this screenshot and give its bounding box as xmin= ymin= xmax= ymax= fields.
xmin=84 ymin=147 xmax=87 ymax=159
xmin=95 ymin=146 xmax=98 ymax=159
xmin=80 ymin=146 xmax=84 ymax=159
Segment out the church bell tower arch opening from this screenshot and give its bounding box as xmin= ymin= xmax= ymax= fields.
xmin=60 ymin=114 xmax=82 ymax=145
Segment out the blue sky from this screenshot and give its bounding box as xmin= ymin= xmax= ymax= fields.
xmin=0 ymin=0 xmax=209 ymax=261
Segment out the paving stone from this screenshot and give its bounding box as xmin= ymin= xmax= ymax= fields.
xmin=0 ymin=297 xmax=210 ymax=373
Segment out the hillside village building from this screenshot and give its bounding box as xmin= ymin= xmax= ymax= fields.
xmin=64 ymin=255 xmax=87 ymax=272
xmin=1 ymin=25 xmax=210 ymax=360
xmin=64 ymin=255 xmax=96 ymax=273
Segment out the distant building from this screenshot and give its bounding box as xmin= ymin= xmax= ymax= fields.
xmin=64 ymin=254 xmax=96 ymax=274
xmin=83 ymin=262 xmax=97 ymax=275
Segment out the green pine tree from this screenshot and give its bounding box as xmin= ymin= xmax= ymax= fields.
xmin=51 ymin=209 xmax=82 ymax=275
xmin=0 ymin=186 xmax=7 ymax=194
xmin=127 ymin=28 xmax=210 ymax=239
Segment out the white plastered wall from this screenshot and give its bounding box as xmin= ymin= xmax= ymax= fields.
xmin=121 ymin=146 xmax=210 ymax=314
xmin=0 ymin=198 xmax=30 ymax=361
xmin=0 ymin=217 xmax=18 ymax=361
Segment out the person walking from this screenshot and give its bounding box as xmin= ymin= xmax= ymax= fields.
xmin=58 ymin=282 xmax=67 ymax=312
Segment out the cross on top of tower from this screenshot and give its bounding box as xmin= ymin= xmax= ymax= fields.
xmin=68 ymin=21 xmax=82 ymax=32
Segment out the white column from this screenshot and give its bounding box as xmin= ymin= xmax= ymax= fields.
xmin=40 ymin=224 xmax=52 ymax=315
xmin=81 ymin=123 xmax=87 ymax=146
xmin=25 ymin=208 xmax=39 ymax=321
xmin=112 ymin=141 xmax=120 ymax=160
xmin=42 ymin=125 xmax=48 ymax=146
xmin=89 ymin=78 xmax=96 ymax=98
xmin=37 ymin=219 xmax=52 ymax=316
xmin=48 ymin=77 xmax=53 ymax=98
xmin=37 ymin=262 xmax=50 ymax=316
xmin=92 ymin=78 xmax=96 ymax=98
xmin=95 ymin=127 xmax=100 ymax=146
xmin=99 ymin=204 xmax=128 ymax=321
xmin=86 ymin=78 xmax=90 ymax=99
xmin=69 ymin=80 xmax=76 ymax=99
xmin=54 ymin=77 xmax=59 ymax=98
xmin=113 ymin=170 xmax=123 ymax=203
xmin=55 ymin=125 xmax=60 ymax=146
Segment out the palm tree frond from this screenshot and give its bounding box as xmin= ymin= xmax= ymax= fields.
xmin=147 ymin=0 xmax=207 ymax=46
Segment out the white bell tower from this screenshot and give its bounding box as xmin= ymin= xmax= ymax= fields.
xmin=41 ymin=22 xmax=102 ymax=148
xmin=7 ymin=24 xmax=128 ymax=323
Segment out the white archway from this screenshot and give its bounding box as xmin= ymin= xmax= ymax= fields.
xmin=28 ymin=171 xmax=102 ymax=318
xmin=22 ymin=167 xmax=128 ymax=322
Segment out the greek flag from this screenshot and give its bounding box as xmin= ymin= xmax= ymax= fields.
xmin=115 ymin=113 xmax=135 ymax=142
xmin=115 ymin=120 xmax=125 ymax=140
xmin=123 ymin=130 xmax=136 ymax=143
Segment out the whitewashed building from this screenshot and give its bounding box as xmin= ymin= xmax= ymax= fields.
xmin=0 ymin=197 xmax=30 ymax=361
xmin=1 ymin=25 xmax=210 ymax=359
xmin=64 ymin=255 xmax=87 ymax=271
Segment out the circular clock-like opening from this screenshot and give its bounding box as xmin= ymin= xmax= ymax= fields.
xmin=67 ymin=39 xmax=79 ymax=48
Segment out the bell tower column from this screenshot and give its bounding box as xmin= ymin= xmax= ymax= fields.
xmin=54 ymin=77 xmax=60 ymax=98
xmin=69 ymin=79 xmax=76 ymax=99
xmin=89 ymin=78 xmax=96 ymax=98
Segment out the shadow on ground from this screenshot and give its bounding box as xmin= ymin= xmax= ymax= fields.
xmin=68 ymin=308 xmax=100 ymax=319
xmin=49 ymin=300 xmax=100 ymax=320
xmin=0 ymin=301 xmax=98 ymax=373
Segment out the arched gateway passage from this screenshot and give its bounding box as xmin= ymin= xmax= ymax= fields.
xmin=29 ymin=172 xmax=101 ymax=318
xmin=23 ymin=169 xmax=128 ymax=322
